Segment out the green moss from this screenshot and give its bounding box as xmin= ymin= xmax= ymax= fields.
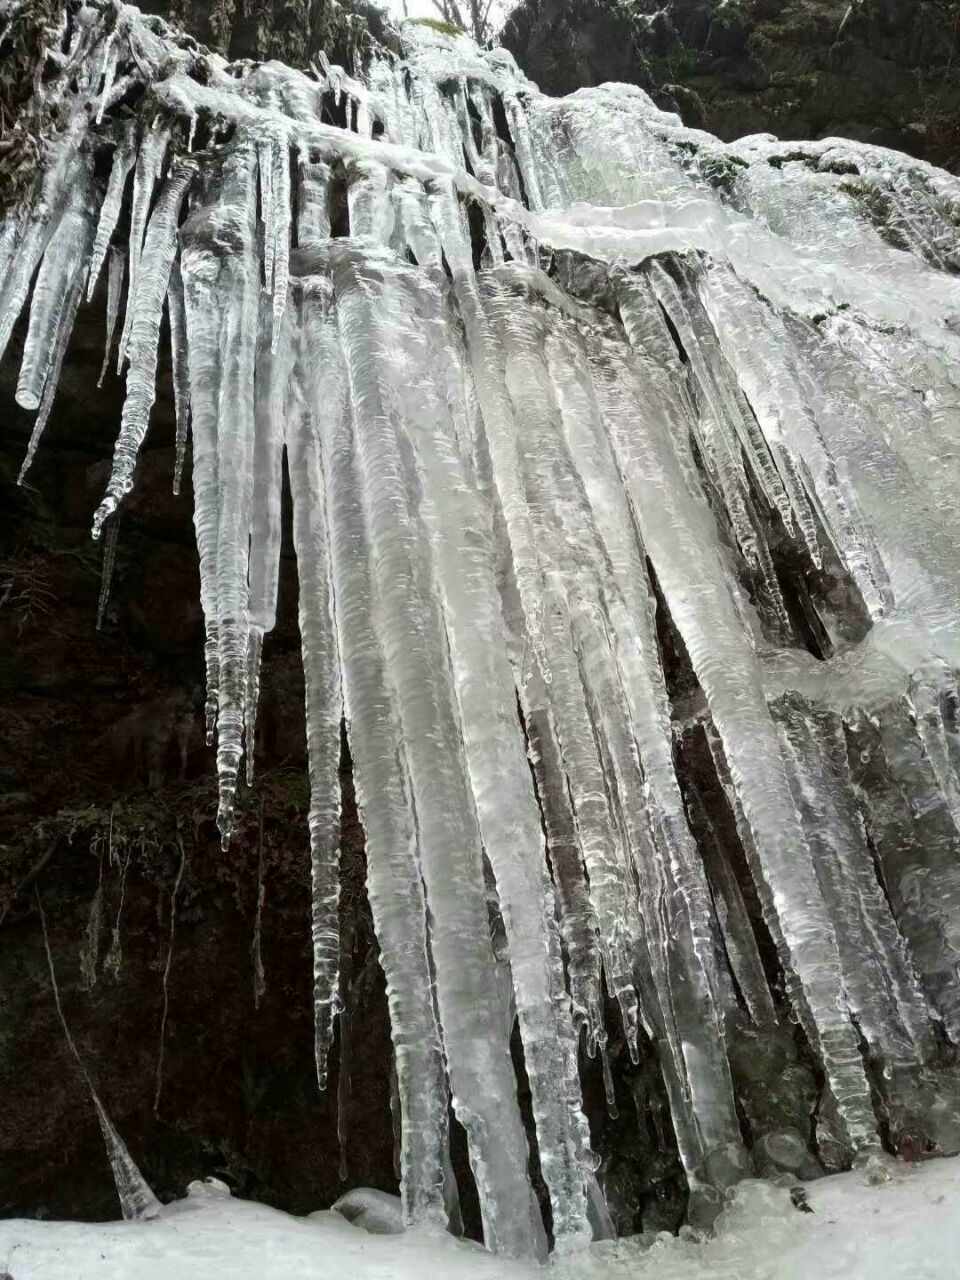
xmin=709 ymin=0 xmax=745 ymax=31
xmin=404 ymin=16 xmax=463 ymax=38
xmin=270 ymin=769 xmax=312 ymax=813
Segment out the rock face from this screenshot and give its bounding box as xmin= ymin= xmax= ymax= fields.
xmin=503 ymin=0 xmax=960 ymax=171
xmin=145 ymin=0 xmax=397 ymax=63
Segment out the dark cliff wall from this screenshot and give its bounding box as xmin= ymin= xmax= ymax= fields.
xmin=142 ymin=0 xmax=397 ymax=64
xmin=503 ymin=0 xmax=960 ymax=171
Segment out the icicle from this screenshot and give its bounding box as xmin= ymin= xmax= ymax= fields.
xmin=95 ymin=28 xmax=118 ymax=122
xmin=167 ymin=258 xmax=191 ymax=496
xmin=87 ymin=124 xmax=136 ymax=302
xmin=773 ymin=695 xmax=936 ymax=1071
xmin=592 ymin=332 xmax=879 ymax=1156
xmin=364 ymin=258 xmax=595 ymax=1250
xmin=210 ymin=143 xmax=260 ymax=846
xmin=96 ymin=514 xmax=121 ymax=630
xmin=287 ymin=281 xmax=343 ymax=1087
xmin=36 ymin=888 xmax=160 ymax=1221
xmin=502 ymin=92 xmax=545 ymax=211
xmin=257 ymin=124 xmax=291 ymax=351
xmin=852 ymin=705 xmax=960 ymax=1042
xmin=244 ymin=293 xmax=294 ymax=784
xmin=336 ymin=900 xmax=356 ymax=1184
xmin=316 ymin=270 xmax=453 ymax=1230
xmin=911 ymin=673 xmax=960 ymax=838
xmin=429 ymin=180 xmax=551 ymax=686
xmin=332 ymin=246 xmax=546 ymax=1259
xmin=16 ymin=169 xmax=96 ymax=413
xmin=98 ymin=247 xmax=126 ymax=388
xmin=0 ymin=113 xmax=90 ymax=367
xmin=691 ymin=786 xmax=779 ymax=1029
xmin=298 ymin=159 xmax=332 ymax=247
xmin=17 ymin=266 xmax=85 ymax=485
xmin=180 ymin=182 xmax=225 ymax=746
xmin=118 ymin=122 xmax=171 ymax=371
xmin=600 ymin=1044 xmax=618 ymax=1118
xmin=79 ymin=848 xmax=104 ymax=990
xmin=522 ymin=675 xmax=604 ymax=1049
xmin=93 ymin=163 xmax=194 ymax=538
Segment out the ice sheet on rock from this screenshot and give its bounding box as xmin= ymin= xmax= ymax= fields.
xmin=594 ymin=322 xmax=878 ymax=1156
xmin=772 ymin=695 xmax=936 ymax=1071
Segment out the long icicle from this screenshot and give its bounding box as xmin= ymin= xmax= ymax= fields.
xmin=36 ymin=887 xmax=161 ymax=1221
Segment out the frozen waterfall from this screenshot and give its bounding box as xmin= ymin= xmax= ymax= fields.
xmin=4 ymin=0 xmax=960 ymax=1257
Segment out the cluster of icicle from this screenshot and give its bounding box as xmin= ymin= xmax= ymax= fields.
xmin=5 ymin=0 xmax=960 ymax=1257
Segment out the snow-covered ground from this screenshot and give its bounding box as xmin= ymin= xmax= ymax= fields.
xmin=1 ymin=1157 xmax=957 ymax=1280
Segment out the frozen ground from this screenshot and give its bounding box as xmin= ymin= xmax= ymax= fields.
xmin=1 ymin=1156 xmax=957 ymax=1280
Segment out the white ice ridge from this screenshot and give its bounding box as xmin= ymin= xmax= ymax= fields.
xmin=4 ymin=0 xmax=960 ymax=1257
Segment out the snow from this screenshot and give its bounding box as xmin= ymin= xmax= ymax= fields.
xmin=1 ymin=1159 xmax=958 ymax=1279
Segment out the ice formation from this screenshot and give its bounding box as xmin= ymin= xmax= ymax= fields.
xmin=4 ymin=0 xmax=960 ymax=1257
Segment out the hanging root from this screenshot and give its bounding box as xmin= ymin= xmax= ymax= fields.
xmin=251 ymin=796 xmax=267 ymax=1009
xmin=153 ymin=827 xmax=186 ymax=1116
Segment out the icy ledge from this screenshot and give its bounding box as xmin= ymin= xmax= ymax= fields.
xmin=1 ymin=1158 xmax=958 ymax=1280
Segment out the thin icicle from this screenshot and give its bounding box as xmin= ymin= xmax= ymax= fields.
xmin=288 ymin=281 xmax=343 ymax=1087
xmin=316 ymin=269 xmax=453 ymax=1229
xmin=0 ymin=113 xmax=91 ymax=367
xmin=87 ymin=124 xmax=136 ymax=300
xmin=16 ymin=168 xmax=96 ymax=413
xmin=179 ymin=179 xmax=226 ymax=746
xmin=212 ymin=142 xmax=260 ymax=846
xmin=244 ymin=291 xmax=293 ymax=784
xmin=36 ymin=887 xmax=160 ymax=1221
xmin=93 ymin=163 xmax=194 ymax=538
xmin=118 ymin=121 xmax=171 ymax=371
xmin=98 ymin=247 xmax=126 ymax=388
xmin=96 ymin=513 xmax=121 ymax=630
xmin=167 ymin=258 xmax=191 ymax=496
xmin=17 ymin=266 xmax=85 ymax=484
